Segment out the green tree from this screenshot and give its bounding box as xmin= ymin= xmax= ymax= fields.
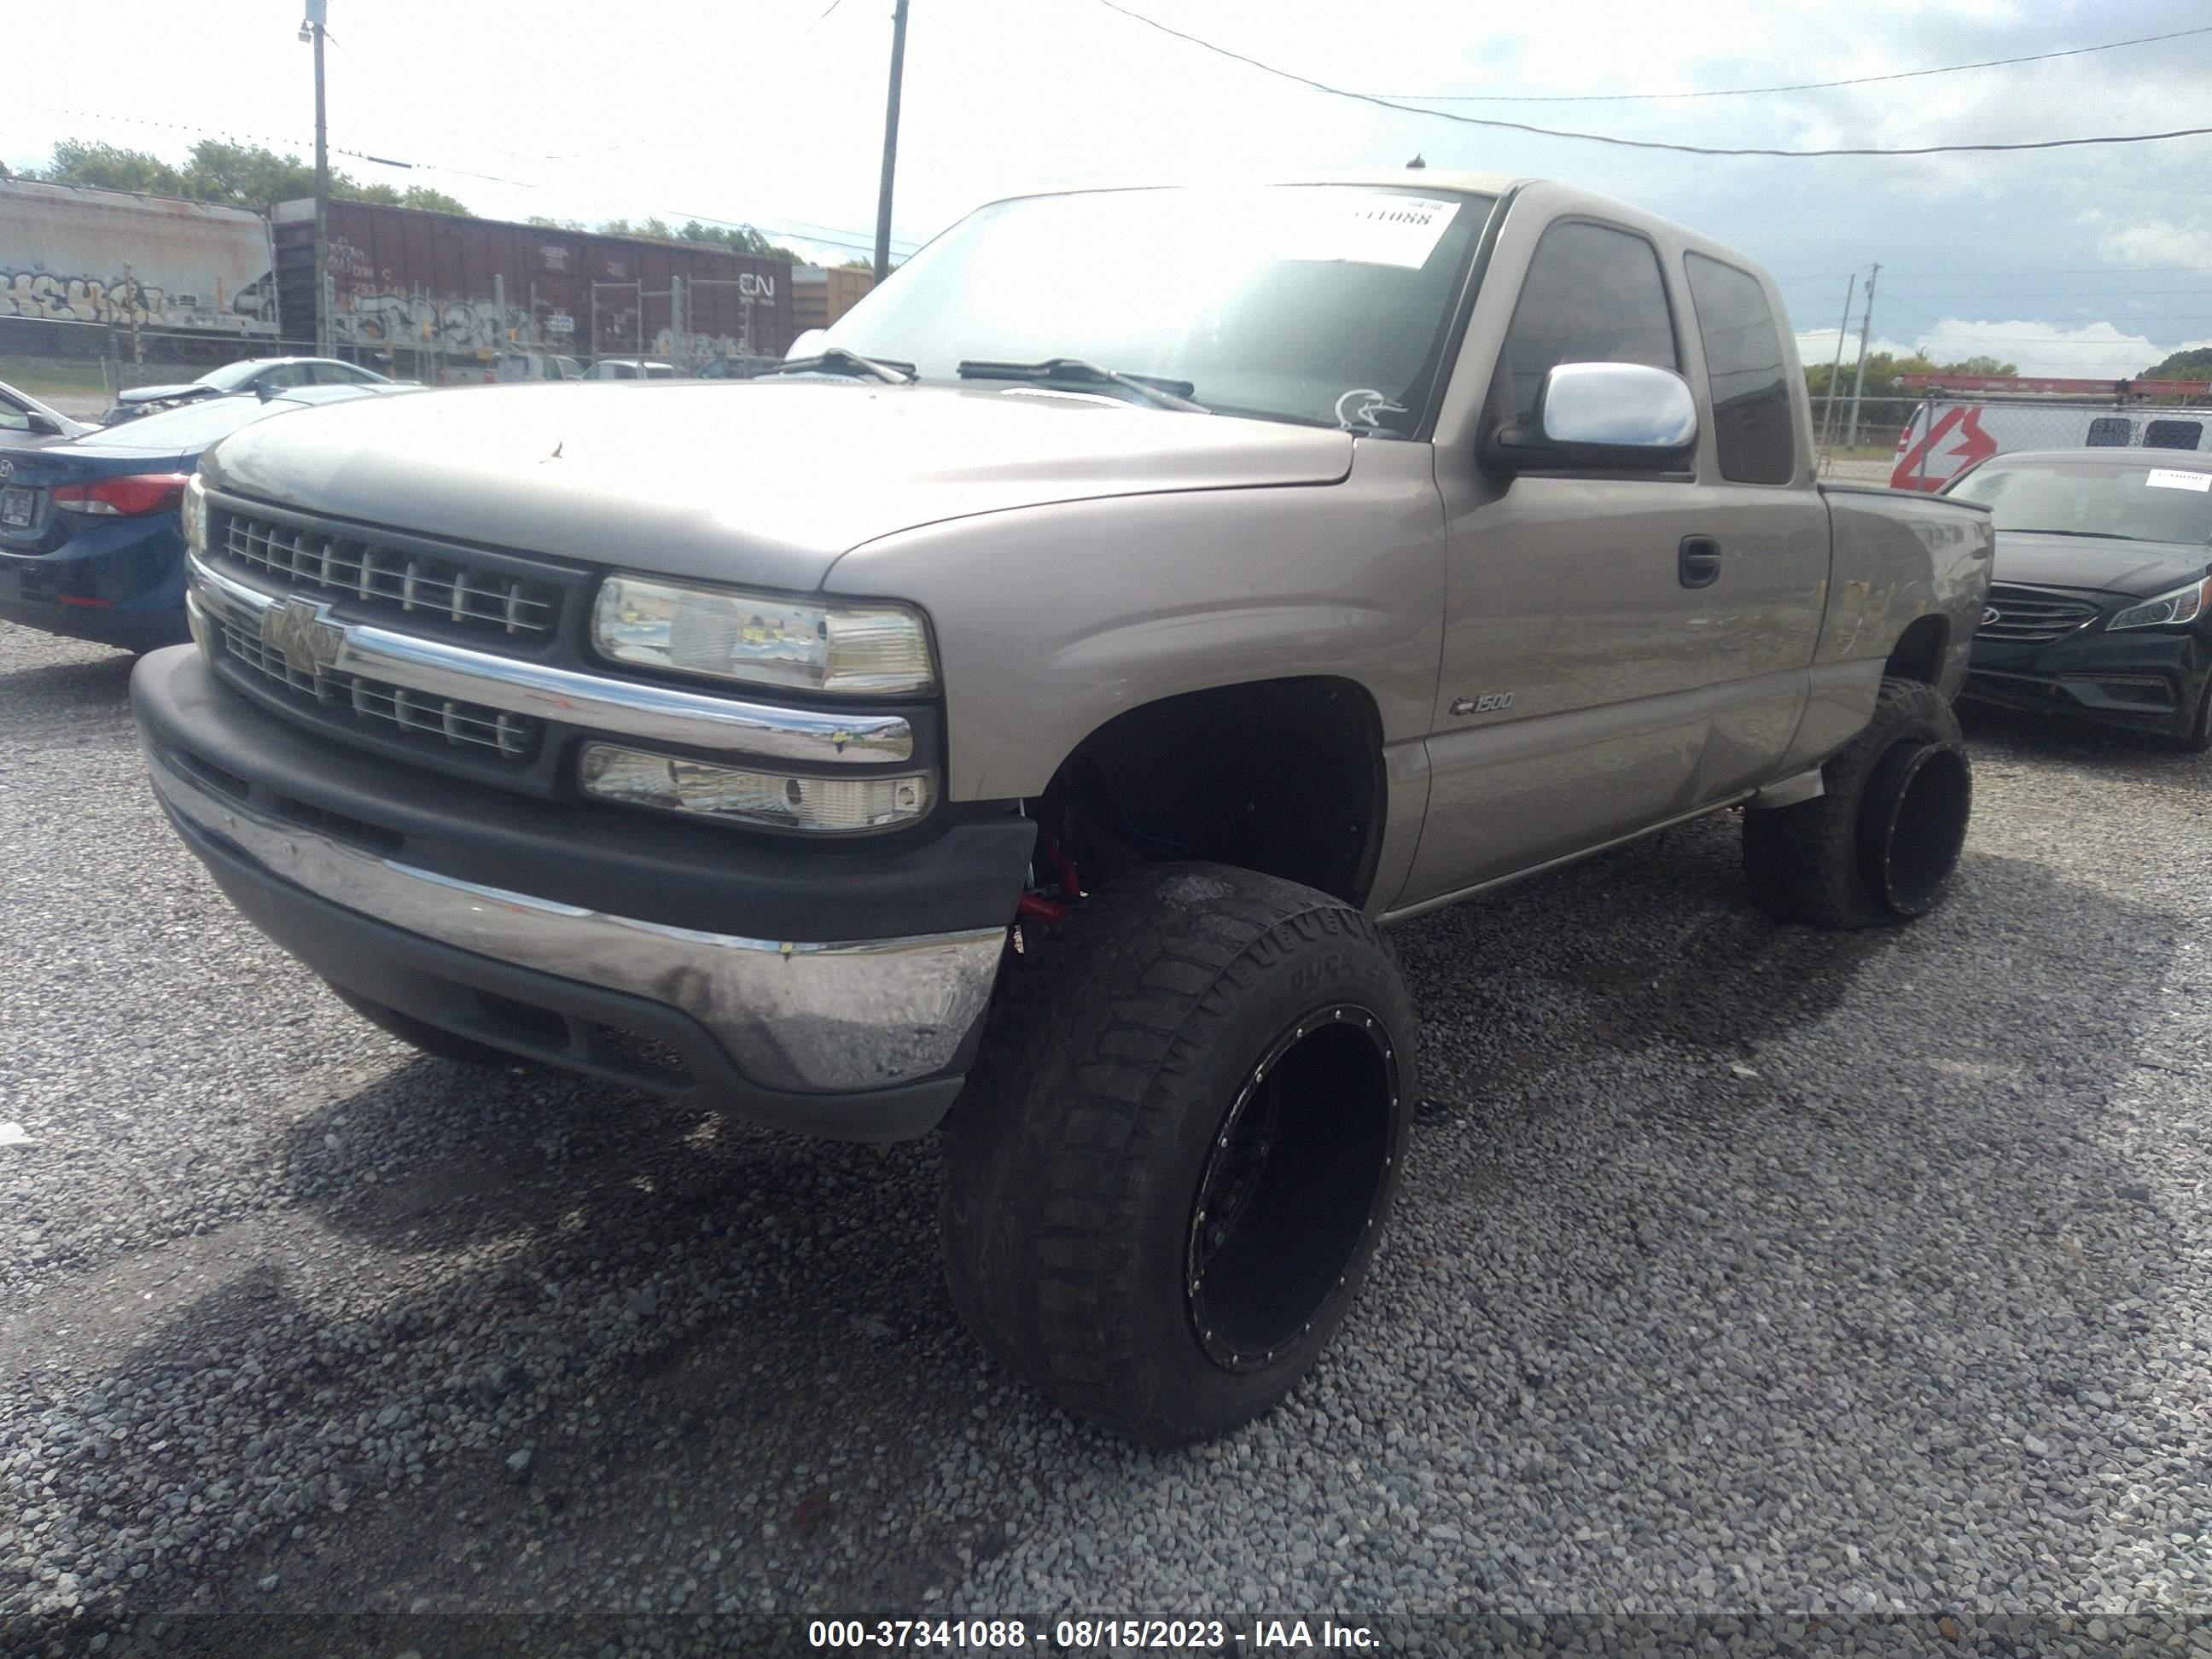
xmin=180 ymin=139 xmax=317 ymax=207
xmin=675 ymin=219 xmax=806 ymax=263
xmin=2141 ymin=346 xmax=2212 ymax=381
xmin=1804 ymin=351 xmax=2018 ymax=402
xmin=396 ymin=184 xmax=471 ymax=215
xmin=26 ymin=139 xmax=189 ymax=196
xmin=27 ymin=137 xmax=472 ymax=215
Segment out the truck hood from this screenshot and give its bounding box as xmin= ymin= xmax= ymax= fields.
xmin=198 ymin=379 xmax=1356 ymax=591
xmin=1993 ymin=529 xmax=2212 ymax=599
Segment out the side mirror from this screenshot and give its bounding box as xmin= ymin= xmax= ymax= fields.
xmin=1481 ymin=361 xmax=1698 ymax=474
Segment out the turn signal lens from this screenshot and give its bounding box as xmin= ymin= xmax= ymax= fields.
xmin=578 ymin=742 xmax=934 ymax=834
xmin=181 ymin=473 xmax=209 ymax=552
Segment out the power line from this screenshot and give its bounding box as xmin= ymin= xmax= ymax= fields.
xmin=1092 ymin=0 xmax=2212 ymax=159
xmin=1367 ymin=22 xmax=2212 ymax=103
xmin=18 ymin=102 xmax=910 ymax=258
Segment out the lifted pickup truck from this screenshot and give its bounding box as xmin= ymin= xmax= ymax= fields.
xmin=131 ymin=173 xmax=1992 ymax=1445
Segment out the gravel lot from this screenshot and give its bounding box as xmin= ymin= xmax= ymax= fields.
xmin=4 ymin=619 xmax=2211 ymax=1654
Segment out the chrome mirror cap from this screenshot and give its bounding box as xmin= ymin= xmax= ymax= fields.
xmin=1481 ymin=360 xmax=1701 ymax=475
xmin=1539 ymin=361 xmax=1699 ymax=451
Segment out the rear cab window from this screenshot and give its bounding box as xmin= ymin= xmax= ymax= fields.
xmin=1683 ymin=253 xmax=1796 ymax=484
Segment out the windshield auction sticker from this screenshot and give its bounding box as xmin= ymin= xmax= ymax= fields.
xmin=1263 ymin=189 xmax=1463 ymax=268
xmin=2144 ymin=468 xmax=2212 ymax=492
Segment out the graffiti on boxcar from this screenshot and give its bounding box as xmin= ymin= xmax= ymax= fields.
xmin=1 ymin=270 xmax=165 ymax=324
xmin=342 ymin=288 xmax=532 ymax=352
xmin=1 ymin=266 xmax=277 ymax=328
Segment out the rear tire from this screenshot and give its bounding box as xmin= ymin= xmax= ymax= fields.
xmin=1743 ymin=675 xmax=1972 ymax=928
xmin=328 ymin=985 xmax=523 ymax=1068
xmin=940 ymin=863 xmax=1416 ymax=1447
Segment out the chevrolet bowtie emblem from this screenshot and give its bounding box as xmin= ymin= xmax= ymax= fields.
xmin=261 ymin=596 xmax=344 ymax=680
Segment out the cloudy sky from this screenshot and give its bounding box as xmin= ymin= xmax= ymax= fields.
xmin=8 ymin=0 xmax=2211 ymax=377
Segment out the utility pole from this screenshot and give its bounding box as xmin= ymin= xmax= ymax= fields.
xmin=1844 ymin=261 xmax=1880 ymax=451
xmin=873 ymin=0 xmax=910 ymax=283
xmin=1817 ymin=271 xmax=1856 ymax=453
xmin=304 ymin=0 xmax=331 ymax=358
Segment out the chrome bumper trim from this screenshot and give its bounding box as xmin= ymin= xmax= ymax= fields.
xmin=185 ymin=552 xmax=914 ymax=765
xmin=146 ymin=744 xmax=1004 ymax=1093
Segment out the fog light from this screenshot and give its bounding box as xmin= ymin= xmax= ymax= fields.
xmin=578 ymin=742 xmax=932 ymax=833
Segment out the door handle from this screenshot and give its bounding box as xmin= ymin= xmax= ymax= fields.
xmin=1679 ymin=534 xmax=1722 ymax=589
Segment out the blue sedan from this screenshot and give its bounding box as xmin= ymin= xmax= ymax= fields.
xmin=0 ymin=383 xmax=417 ymax=653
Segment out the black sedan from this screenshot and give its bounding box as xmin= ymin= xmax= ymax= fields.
xmin=1947 ymin=447 xmax=2212 ymax=752
xmin=0 ymin=382 xmax=416 ymax=653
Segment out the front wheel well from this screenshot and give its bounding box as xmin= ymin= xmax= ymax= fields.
xmin=1027 ymin=678 xmax=1384 ymax=906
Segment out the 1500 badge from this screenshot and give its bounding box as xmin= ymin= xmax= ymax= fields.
xmin=1451 ymin=691 xmax=1515 ymax=715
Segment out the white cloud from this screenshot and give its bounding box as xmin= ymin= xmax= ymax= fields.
xmin=2096 ymin=218 xmax=2212 ymax=270
xmin=1795 ymin=329 xmax=1918 ymax=367
xmin=1907 ymin=319 xmax=2163 ymax=379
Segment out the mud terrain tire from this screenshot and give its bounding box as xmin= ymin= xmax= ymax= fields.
xmin=941 ymin=862 xmax=1416 ymax=1446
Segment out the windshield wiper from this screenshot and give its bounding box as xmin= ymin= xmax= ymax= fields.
xmin=765 ymin=347 xmax=916 ymax=384
xmin=957 ymin=358 xmax=1208 ymax=413
xmin=2012 ymin=528 xmax=2138 ymax=540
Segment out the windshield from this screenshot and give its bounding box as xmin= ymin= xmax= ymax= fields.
xmin=194 ymin=359 xmax=271 ymax=392
xmin=823 ymin=183 xmax=1493 ymax=431
xmin=73 ymin=394 xmax=298 ymax=451
xmin=1949 ymin=457 xmax=2212 ymax=544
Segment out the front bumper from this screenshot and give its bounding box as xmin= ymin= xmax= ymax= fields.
xmin=132 ymin=645 xmax=1033 ymax=1140
xmin=1963 ymin=626 xmax=2210 ymax=739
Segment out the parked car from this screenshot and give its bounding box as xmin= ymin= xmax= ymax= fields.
xmin=1891 ymin=399 xmax=2212 ymax=492
xmin=1947 ymin=447 xmax=2212 ymax=750
xmin=492 ymin=351 xmax=585 ymax=383
xmin=130 ymin=172 xmax=1991 ymax=1445
xmin=0 ymin=377 xmax=93 ymax=450
xmin=0 ymin=383 xmax=418 ymax=651
xmin=102 ymin=357 xmax=393 ymax=423
xmin=582 ymin=358 xmax=677 ymax=380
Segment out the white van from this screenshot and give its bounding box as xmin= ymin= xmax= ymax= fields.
xmin=1889 ymin=401 xmax=2212 ymax=492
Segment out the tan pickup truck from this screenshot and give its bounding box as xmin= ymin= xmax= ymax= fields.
xmin=131 ymin=172 xmax=1992 ymax=1444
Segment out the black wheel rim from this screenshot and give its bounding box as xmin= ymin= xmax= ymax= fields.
xmin=1186 ymin=1006 xmax=1400 ymax=1373
xmin=1865 ymin=738 xmax=1971 ymax=916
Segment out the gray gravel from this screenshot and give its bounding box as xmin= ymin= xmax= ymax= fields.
xmin=4 ymin=618 xmax=2212 ymax=1650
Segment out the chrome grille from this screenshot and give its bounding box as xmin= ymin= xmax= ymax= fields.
xmin=218 ymin=509 xmax=560 ymax=638
xmin=1981 ymin=585 xmax=2102 ymax=644
xmin=212 ymin=616 xmax=538 ymax=759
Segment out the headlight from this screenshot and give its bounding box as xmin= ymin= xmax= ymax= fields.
xmin=592 ymin=574 xmax=934 ymax=696
xmin=181 ymin=473 xmax=208 ymax=556
xmin=2108 ymin=574 xmax=2211 ymax=632
xmin=579 ymin=742 xmax=934 ymax=834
